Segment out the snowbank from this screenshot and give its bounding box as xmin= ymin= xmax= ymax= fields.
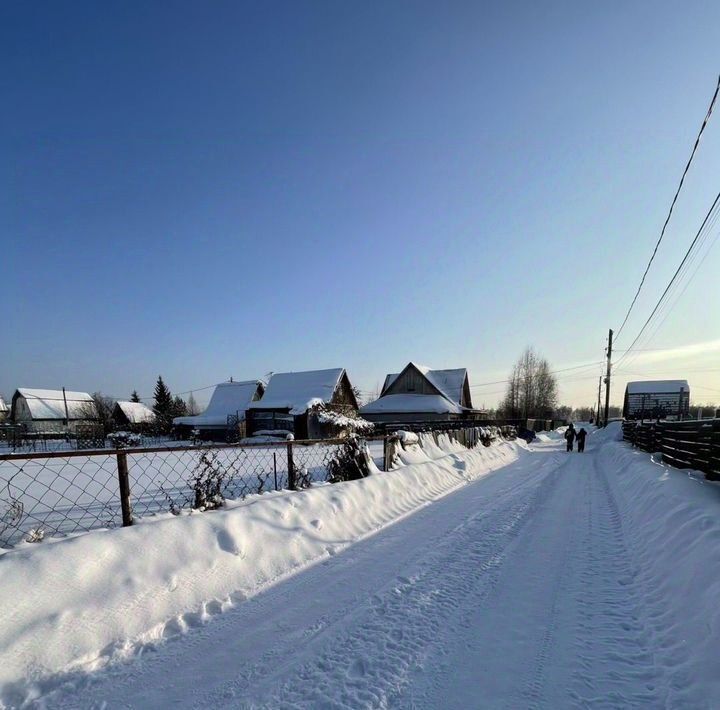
xmin=0 ymin=438 xmax=522 ymax=702
xmin=597 ymin=432 xmax=720 ymax=700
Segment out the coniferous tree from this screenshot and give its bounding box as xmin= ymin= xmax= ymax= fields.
xmin=153 ymin=376 xmax=174 ymax=432
xmin=171 ymin=395 xmax=188 ymax=418
xmin=130 ymin=390 xmax=141 ymax=403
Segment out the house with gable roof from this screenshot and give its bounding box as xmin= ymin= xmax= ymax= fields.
xmin=246 ymin=368 xmax=359 ymax=439
xmin=173 ymin=380 xmax=265 ymax=441
xmin=11 ymin=388 xmax=97 ymax=432
xmin=113 ymin=400 xmax=156 ymax=428
xmin=360 ymin=362 xmax=476 ymax=423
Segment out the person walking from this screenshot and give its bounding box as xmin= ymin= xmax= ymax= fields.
xmin=564 ymin=423 xmax=576 ymax=452
xmin=576 ymin=427 xmax=587 ymax=453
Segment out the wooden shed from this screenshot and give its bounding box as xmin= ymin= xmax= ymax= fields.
xmin=113 ymin=401 xmax=156 ymax=428
xmin=246 ymin=368 xmax=359 ymax=440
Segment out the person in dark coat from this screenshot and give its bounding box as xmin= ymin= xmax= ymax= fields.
xmin=564 ymin=423 xmax=576 ymax=452
xmin=576 ymin=427 xmax=587 ymax=453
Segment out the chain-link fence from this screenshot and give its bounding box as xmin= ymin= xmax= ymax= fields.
xmin=0 ymin=426 xmax=515 ymax=549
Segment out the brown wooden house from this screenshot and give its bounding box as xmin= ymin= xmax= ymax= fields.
xmin=360 ymin=362 xmax=475 ymax=423
xmin=246 ymin=368 xmax=359 ymax=439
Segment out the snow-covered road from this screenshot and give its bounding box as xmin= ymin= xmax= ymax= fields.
xmin=12 ymin=429 xmax=720 ymax=708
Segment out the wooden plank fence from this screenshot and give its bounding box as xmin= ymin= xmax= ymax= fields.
xmin=622 ymin=419 xmax=720 ymax=481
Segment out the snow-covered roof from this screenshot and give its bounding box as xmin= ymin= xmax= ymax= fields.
xmin=248 ymin=369 xmax=345 ymax=416
xmin=174 ymin=381 xmax=263 ymax=427
xmin=115 ymin=401 xmax=156 ymax=424
xmin=360 ymin=393 xmax=463 ymax=415
xmin=0 ymin=396 xmax=8 ymax=413
xmin=625 ymin=380 xmax=689 ymax=395
xmin=381 ymin=363 xmax=470 ymax=408
xmin=14 ymin=388 xmax=95 ymax=420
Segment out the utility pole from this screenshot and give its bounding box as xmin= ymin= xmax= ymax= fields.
xmin=596 ymin=375 xmax=602 ymax=427
xmin=603 ymin=329 xmax=613 ymax=427
xmin=62 ymin=386 xmax=70 ymax=426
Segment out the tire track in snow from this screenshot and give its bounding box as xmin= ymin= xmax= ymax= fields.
xmin=567 ymin=453 xmax=666 ymax=708
xmin=200 ymin=456 xmax=564 ymax=709
xmin=487 ymin=450 xmax=588 ymax=710
xmin=41 ymin=449 xmax=553 ymax=710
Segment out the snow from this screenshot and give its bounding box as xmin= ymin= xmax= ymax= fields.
xmin=0 ymin=396 xmax=9 ymax=414
xmin=115 ymin=400 xmax=155 ymax=424
xmin=360 ymin=393 xmax=462 ymax=414
xmin=0 ymin=436 xmax=519 ymax=706
xmin=14 ymin=388 xmax=94 ymax=420
xmin=626 ymin=379 xmax=689 ymax=394
xmin=314 ymin=406 xmax=374 ymax=432
xmin=173 ymin=381 xmax=262 ymax=427
xmin=247 ymin=369 xmax=345 ymax=415
xmin=394 ymin=430 xmax=419 ymax=444
xmin=5 ymin=426 xmax=720 ymax=707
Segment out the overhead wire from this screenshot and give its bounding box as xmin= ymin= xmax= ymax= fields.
xmin=618 ymin=211 xmax=720 ymax=372
xmin=614 ymin=190 xmax=720 ymax=370
xmin=615 ymin=74 xmax=720 ymax=341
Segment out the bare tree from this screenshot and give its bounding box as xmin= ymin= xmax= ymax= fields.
xmin=186 ymin=392 xmax=201 ymax=416
xmin=500 ymin=347 xmax=558 ymax=420
xmin=79 ymin=392 xmax=115 ymax=435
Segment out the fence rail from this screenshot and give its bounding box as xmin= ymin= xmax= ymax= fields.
xmin=0 ymin=426 xmax=515 ymax=549
xmin=622 ymin=419 xmax=720 ymax=480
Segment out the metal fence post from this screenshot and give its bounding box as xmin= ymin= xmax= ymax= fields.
xmin=116 ymin=452 xmax=133 ymax=527
xmin=287 ymin=441 xmax=296 ymax=491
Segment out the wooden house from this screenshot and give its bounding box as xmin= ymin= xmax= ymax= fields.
xmin=360 ymin=362 xmax=475 ymax=423
xmin=0 ymin=395 xmax=9 ymax=424
xmin=11 ymin=388 xmax=97 ymax=432
xmin=246 ymin=368 xmax=359 ymax=440
xmin=174 ymin=380 xmax=265 ymax=441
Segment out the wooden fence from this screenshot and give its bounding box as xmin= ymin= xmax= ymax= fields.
xmin=622 ymin=419 xmax=720 ymax=480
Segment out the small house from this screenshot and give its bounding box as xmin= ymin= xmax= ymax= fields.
xmin=246 ymin=368 xmax=359 ymax=439
xmin=0 ymin=396 xmax=9 ymax=424
xmin=623 ymin=380 xmax=690 ymax=421
xmin=11 ymin=388 xmax=97 ymax=432
xmin=360 ymin=362 xmax=475 ymax=424
xmin=113 ymin=400 xmax=156 ymax=428
xmin=174 ymin=380 xmax=265 ymax=441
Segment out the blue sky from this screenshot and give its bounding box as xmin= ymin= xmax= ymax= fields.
xmin=3 ymin=0 xmax=720 ymax=408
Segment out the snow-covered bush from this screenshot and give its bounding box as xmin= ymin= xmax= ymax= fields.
xmin=25 ymin=528 xmax=45 ymax=543
xmin=108 ymin=431 xmax=142 ymax=448
xmin=188 ymin=451 xmax=227 ymax=511
xmin=326 ymin=436 xmax=373 ymax=483
xmin=311 ymin=404 xmax=374 ymax=437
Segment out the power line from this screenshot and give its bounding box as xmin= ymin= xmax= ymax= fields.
xmin=619 ymin=208 xmax=720 ymax=372
xmin=615 ymin=74 xmax=720 ymax=342
xmin=469 ymin=361 xmax=604 ymax=389
xmin=615 ymin=190 xmax=720 ymax=368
